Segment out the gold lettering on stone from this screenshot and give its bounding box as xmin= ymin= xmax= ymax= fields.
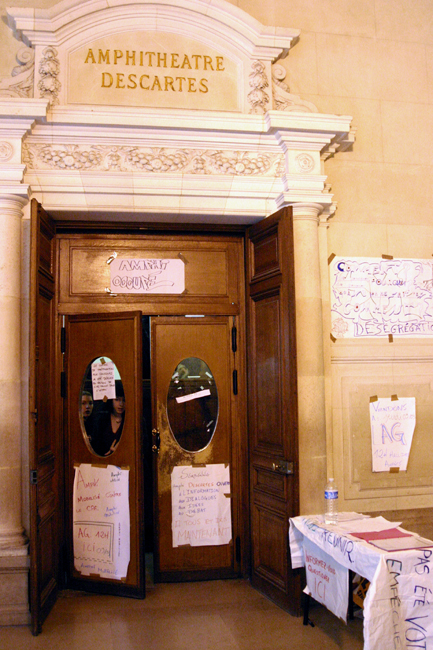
xmin=69 ymin=32 xmax=238 ymax=110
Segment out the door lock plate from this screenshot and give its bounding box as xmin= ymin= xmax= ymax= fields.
xmin=272 ymin=460 xmax=294 ymax=475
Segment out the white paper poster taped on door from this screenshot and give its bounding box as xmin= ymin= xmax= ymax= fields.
xmin=110 ymin=258 xmax=185 ymax=294
xmin=73 ymin=463 xmax=130 ymax=580
xmin=171 ymin=464 xmax=232 ymax=547
xmin=303 ymin=537 xmax=349 ymax=622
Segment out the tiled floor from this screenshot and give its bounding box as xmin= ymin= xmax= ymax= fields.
xmin=0 ymin=579 xmax=364 ymax=650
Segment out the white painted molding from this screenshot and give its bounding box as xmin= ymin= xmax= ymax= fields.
xmin=8 ymin=0 xmax=300 ymax=56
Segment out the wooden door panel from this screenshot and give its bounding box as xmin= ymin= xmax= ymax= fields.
xmin=29 ymin=200 xmax=58 ymax=635
xmin=65 ymin=312 xmax=144 ymax=596
xmin=252 ymin=293 xmax=284 ymax=453
xmin=247 ymin=207 xmax=300 ymax=614
xmin=253 ymin=505 xmax=288 ymax=589
xmin=58 ymin=236 xmax=242 ymax=315
xmin=152 ymin=317 xmax=238 ymax=581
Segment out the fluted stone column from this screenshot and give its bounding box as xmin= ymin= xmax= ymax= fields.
xmin=292 ymin=203 xmax=328 ymax=515
xmin=0 ymin=193 xmax=30 ymax=625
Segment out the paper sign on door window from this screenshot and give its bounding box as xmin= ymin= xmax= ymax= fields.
xmin=91 ymin=361 xmax=116 ymax=400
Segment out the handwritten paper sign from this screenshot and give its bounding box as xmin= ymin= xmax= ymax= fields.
xmin=73 ymin=464 xmax=130 ymax=580
xmin=91 ymin=360 xmax=116 ymax=400
xmin=171 ymin=464 xmax=232 ymax=548
xmin=304 ymin=537 xmax=349 ymax=622
xmin=370 ymin=397 xmax=416 ymax=472
xmin=330 ymin=257 xmax=433 ymax=338
xmin=110 ymin=258 xmax=185 ymax=294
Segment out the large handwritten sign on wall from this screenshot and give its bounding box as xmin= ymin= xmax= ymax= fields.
xmin=110 ymin=258 xmax=185 ymax=294
xmin=73 ymin=464 xmax=130 ymax=580
xmin=304 ymin=537 xmax=349 ymax=622
xmin=370 ymin=397 xmax=416 ymax=472
xmin=330 ymin=257 xmax=433 ymax=338
xmin=171 ymin=464 xmax=232 ymax=548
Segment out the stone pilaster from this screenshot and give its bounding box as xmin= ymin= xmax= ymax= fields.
xmin=292 ymin=203 xmax=328 ymax=515
xmin=0 ymin=193 xmax=30 ymax=625
xmin=0 ymin=101 xmax=46 ymax=626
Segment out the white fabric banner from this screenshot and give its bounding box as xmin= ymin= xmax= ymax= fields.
xmin=304 ymin=537 xmax=348 ymax=622
xmin=171 ymin=464 xmax=232 ymax=548
xmin=289 ymin=516 xmax=380 ymax=583
xmin=73 ymin=464 xmax=130 ymax=580
xmin=290 ymin=516 xmax=433 ymax=650
xmin=364 ymin=549 xmax=433 ymax=650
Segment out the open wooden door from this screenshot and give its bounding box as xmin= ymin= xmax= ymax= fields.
xmin=64 ymin=312 xmax=144 ymax=597
xmin=246 ymin=207 xmax=301 ymax=614
xmin=152 ymin=316 xmax=240 ymax=582
xmin=29 ymin=199 xmax=59 ymax=635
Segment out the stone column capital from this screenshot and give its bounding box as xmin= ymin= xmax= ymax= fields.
xmin=0 ymin=192 xmax=29 ymax=212
xmin=291 ymin=202 xmax=324 ymax=223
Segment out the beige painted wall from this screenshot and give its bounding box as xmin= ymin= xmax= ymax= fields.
xmin=1 ymin=0 xmax=433 ymax=522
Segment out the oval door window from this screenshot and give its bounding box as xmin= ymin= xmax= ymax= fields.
xmin=167 ymin=357 xmax=218 ymax=452
xmin=79 ymin=357 xmax=126 ymax=457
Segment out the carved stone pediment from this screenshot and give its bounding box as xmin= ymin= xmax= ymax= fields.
xmin=1 ymin=0 xmax=354 ymax=221
xmin=7 ymin=0 xmax=302 ymax=114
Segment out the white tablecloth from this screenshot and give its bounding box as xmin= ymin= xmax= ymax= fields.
xmin=290 ymin=515 xmax=433 ymax=650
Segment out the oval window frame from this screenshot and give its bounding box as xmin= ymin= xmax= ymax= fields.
xmin=79 ymin=357 xmax=126 ymax=458
xmin=166 ymin=356 xmax=219 ymax=453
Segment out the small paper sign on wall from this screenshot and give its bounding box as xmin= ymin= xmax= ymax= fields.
xmin=110 ymin=258 xmax=185 ymax=294
xmin=370 ymin=397 xmax=416 ymax=472
xmin=171 ymin=464 xmax=232 ymax=548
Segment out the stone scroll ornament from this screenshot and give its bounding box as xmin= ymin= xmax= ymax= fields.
xmin=38 ymin=46 xmax=61 ymax=105
xmin=0 ymin=47 xmax=34 ymax=98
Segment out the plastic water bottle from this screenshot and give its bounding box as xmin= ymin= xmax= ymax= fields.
xmin=324 ymin=478 xmax=338 ymax=525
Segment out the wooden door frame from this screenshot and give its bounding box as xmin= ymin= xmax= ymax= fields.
xmin=50 ymin=220 xmax=251 ymax=588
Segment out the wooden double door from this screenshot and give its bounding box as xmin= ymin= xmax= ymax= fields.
xmin=29 ymin=201 xmax=300 ymax=634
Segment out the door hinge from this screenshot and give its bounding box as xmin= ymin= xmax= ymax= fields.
xmin=30 ymin=470 xmax=38 ymax=485
xmin=152 ymin=428 xmax=160 ymax=454
xmin=235 ymin=536 xmax=241 ymax=564
xmin=272 ymin=460 xmax=294 ymax=475
xmin=60 ymin=371 xmax=66 ymax=398
xmin=231 ymin=321 xmax=237 ymax=353
xmin=232 ymin=369 xmax=238 ymax=395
